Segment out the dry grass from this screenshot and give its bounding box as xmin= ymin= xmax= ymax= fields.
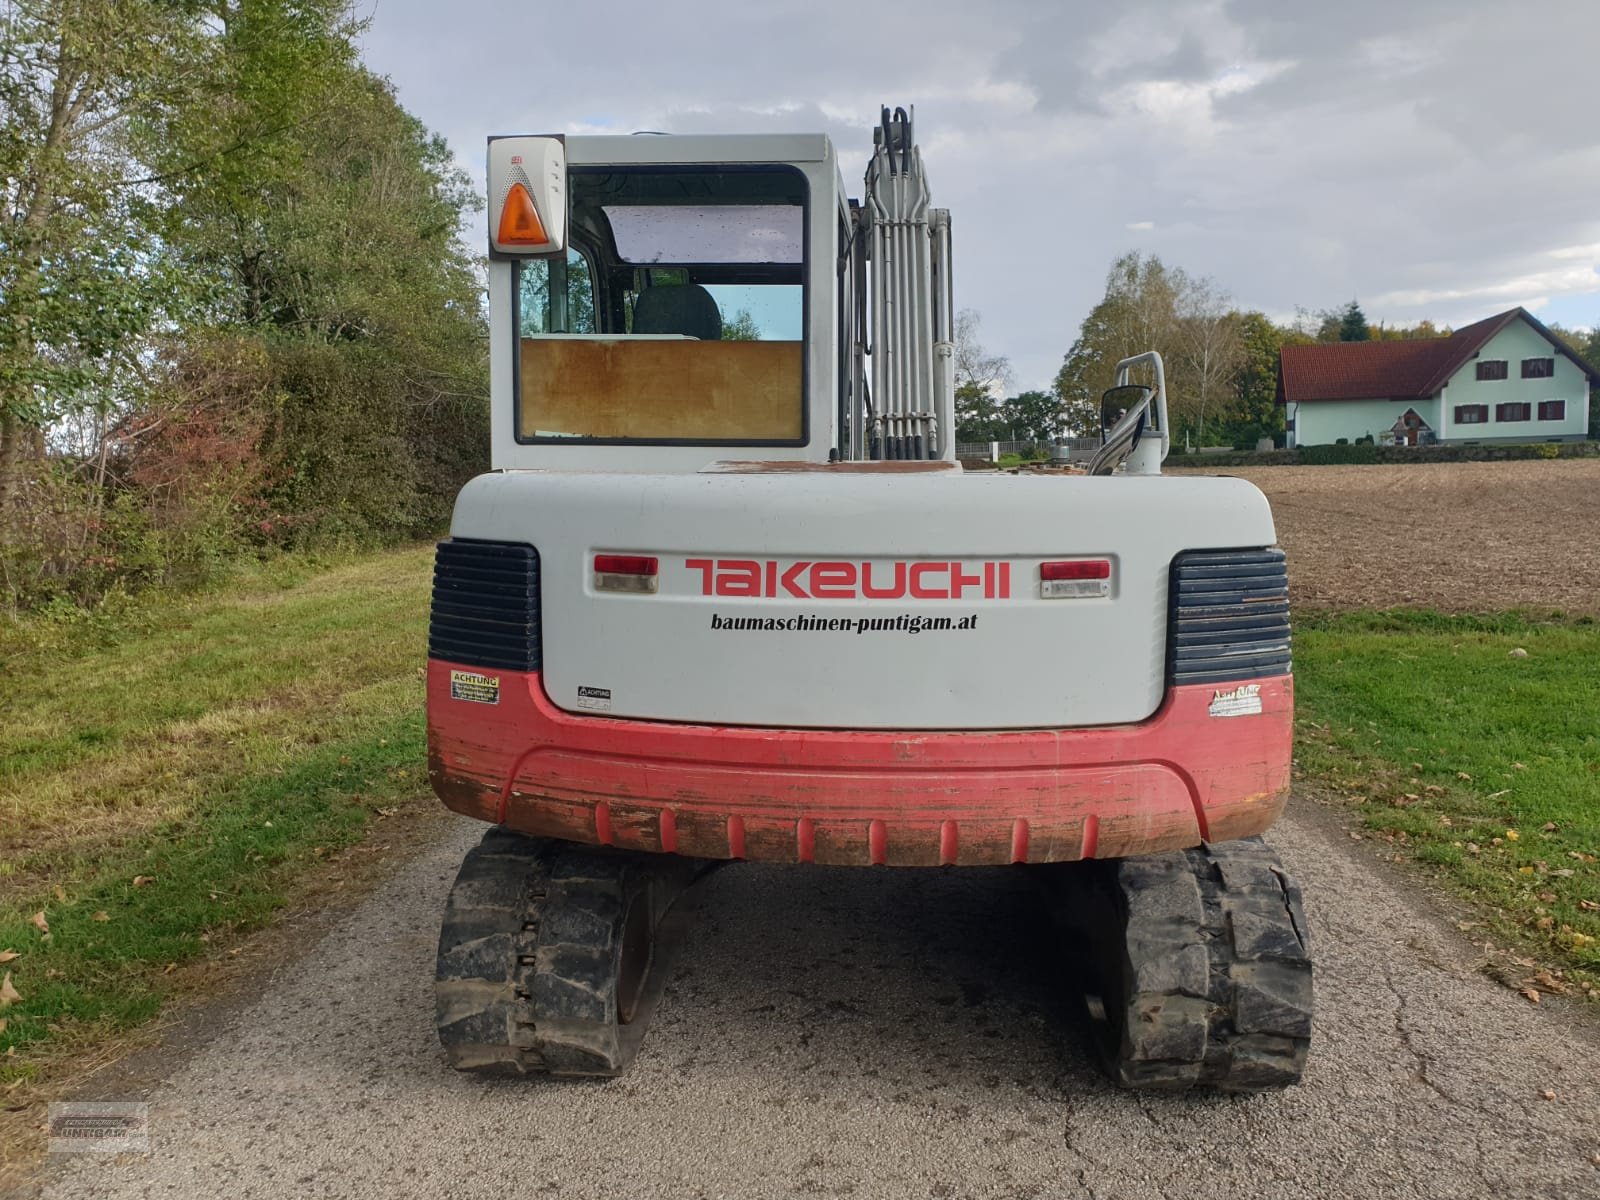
xmin=1229 ymin=459 xmax=1600 ymax=615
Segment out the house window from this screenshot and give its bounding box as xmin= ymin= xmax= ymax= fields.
xmin=1495 ymin=402 xmax=1531 ymax=422
xmin=1521 ymin=357 xmax=1554 ymax=379
xmin=1475 ymin=360 xmax=1508 ymax=381
xmin=1454 ymin=405 xmax=1488 ymax=424
xmin=1538 ymin=400 xmax=1566 ymax=421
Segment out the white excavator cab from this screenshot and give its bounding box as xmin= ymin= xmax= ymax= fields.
xmin=485 ymin=110 xmax=955 ymax=471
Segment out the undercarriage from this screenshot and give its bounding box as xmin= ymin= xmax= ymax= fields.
xmin=436 ymin=828 xmax=1312 ymax=1091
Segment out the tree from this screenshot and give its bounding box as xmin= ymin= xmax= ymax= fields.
xmin=136 ymin=4 xmax=486 ymax=542
xmin=1337 ymin=300 xmax=1371 ymax=342
xmin=1173 ymin=279 xmax=1243 ymax=445
xmin=721 ymin=309 xmax=761 ymax=341
xmin=953 ymin=309 xmax=1010 ymax=442
xmin=1215 ymin=311 xmax=1288 ymax=448
xmin=1052 ymin=252 xmax=1185 ymax=438
xmin=999 ymin=390 xmax=1061 ymax=444
xmin=1053 ymin=251 xmax=1249 ymax=445
xmin=0 ymin=0 xmax=204 ymax=512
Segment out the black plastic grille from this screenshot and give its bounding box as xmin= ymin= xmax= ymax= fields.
xmin=428 ymin=539 xmax=541 ymax=672
xmin=1167 ymin=548 xmax=1291 ymax=685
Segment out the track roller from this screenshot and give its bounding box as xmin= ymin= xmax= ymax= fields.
xmin=435 ymin=827 xmax=702 ymax=1077
xmin=1064 ymin=836 xmax=1313 ymax=1092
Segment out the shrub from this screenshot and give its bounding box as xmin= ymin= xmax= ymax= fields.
xmin=1300 ymin=442 xmax=1380 ymax=465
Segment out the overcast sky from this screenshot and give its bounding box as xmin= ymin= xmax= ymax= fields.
xmin=360 ymin=0 xmax=1600 ymax=390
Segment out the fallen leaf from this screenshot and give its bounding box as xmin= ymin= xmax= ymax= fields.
xmin=1539 ymin=1088 xmax=1555 ymax=1101
xmin=52 ymin=885 xmax=66 ymax=903
xmin=1520 ymin=987 xmax=1540 ymax=1004
xmin=1456 ymin=771 xmax=1473 ymax=781
xmin=132 ymin=875 xmax=154 ymax=888
xmin=1536 ymin=916 xmax=1554 ymax=930
xmin=1580 ymin=899 xmax=1599 ymax=912
xmin=0 ymin=951 xmax=17 ymax=965
xmin=376 ymin=807 xmax=398 ymax=818
xmin=1531 ymin=970 xmax=1567 ymax=993
xmin=1508 ymin=648 xmax=1528 ymax=659
xmin=1467 ymin=842 xmax=1481 ymax=854
xmin=91 ymin=911 xmax=109 ymax=922
xmin=0 ymin=1018 xmax=6 ymax=1034
xmin=1349 ymin=831 xmax=1363 ymax=841
xmin=29 ymin=912 xmax=48 ymax=935
xmin=1538 ymin=891 xmax=1558 ymax=902
xmin=0 ymin=973 xmax=19 ymax=1007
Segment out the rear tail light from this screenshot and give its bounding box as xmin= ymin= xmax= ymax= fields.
xmin=594 ymin=554 xmax=659 ymax=594
xmin=1039 ymin=558 xmax=1111 ymax=599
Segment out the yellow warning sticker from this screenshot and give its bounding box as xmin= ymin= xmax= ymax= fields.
xmin=449 ymin=669 xmax=500 ymax=705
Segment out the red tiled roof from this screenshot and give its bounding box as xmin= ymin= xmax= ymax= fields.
xmin=1276 ymin=307 xmax=1600 ymax=404
xmin=1276 ymin=310 xmax=1515 ymax=404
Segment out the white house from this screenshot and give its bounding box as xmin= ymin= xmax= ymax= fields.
xmin=1278 ymin=308 xmax=1595 ymax=448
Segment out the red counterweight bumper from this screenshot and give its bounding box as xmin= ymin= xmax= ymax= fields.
xmin=426 ymin=661 xmax=1292 ymax=867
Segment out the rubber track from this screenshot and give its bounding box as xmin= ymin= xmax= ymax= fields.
xmin=1102 ymin=836 xmax=1313 ymax=1091
xmin=435 ymin=828 xmax=689 ymax=1077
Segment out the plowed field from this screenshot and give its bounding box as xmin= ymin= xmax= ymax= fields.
xmin=1228 ymin=458 xmax=1600 ymax=613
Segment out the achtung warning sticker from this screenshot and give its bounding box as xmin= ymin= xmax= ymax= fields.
xmin=449 ymin=670 xmax=500 ymax=705
xmin=576 ymin=685 xmax=612 ymax=712
xmin=1209 ymin=683 xmax=1263 ymax=718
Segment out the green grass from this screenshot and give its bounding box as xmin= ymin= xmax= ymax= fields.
xmin=996 ymin=451 xmax=1049 ymax=468
xmin=1295 ymin=610 xmax=1600 ymax=990
xmin=0 ymin=545 xmax=437 ymax=1084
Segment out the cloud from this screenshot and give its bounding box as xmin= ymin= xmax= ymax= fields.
xmin=361 ymin=0 xmax=1600 ymax=388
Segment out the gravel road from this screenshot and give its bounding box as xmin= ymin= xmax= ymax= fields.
xmin=38 ymin=808 xmax=1600 ymax=1200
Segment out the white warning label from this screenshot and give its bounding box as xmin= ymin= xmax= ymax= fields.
xmin=1209 ymin=683 xmax=1263 ymax=718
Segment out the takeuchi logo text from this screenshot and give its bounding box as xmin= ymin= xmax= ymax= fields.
xmin=685 ymin=559 xmax=1012 ymax=601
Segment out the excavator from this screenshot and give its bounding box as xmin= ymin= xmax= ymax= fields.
xmin=426 ymin=108 xmax=1310 ymax=1091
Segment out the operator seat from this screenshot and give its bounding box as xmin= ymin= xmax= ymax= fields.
xmin=632 ymin=284 xmax=723 ymax=340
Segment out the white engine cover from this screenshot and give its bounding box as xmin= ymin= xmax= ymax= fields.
xmin=450 ymin=469 xmax=1277 ymax=731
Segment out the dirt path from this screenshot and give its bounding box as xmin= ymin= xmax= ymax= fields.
xmin=1230 ymin=459 xmax=1600 ymax=614
xmin=29 ymin=809 xmax=1600 ymax=1200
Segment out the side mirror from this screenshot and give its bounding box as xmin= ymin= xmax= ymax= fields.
xmin=1101 ymin=384 xmax=1152 ymax=444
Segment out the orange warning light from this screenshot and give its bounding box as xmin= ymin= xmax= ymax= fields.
xmin=497 ymin=181 xmax=549 ymax=247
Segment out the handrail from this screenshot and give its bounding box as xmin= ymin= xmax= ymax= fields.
xmin=1087 ymin=352 xmax=1169 ymax=476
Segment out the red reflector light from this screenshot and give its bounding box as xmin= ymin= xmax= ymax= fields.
xmin=594 ymin=555 xmax=658 ymax=576
xmin=1041 ymin=559 xmax=1111 ymax=581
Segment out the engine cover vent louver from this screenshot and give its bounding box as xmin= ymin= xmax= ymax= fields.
xmin=428 ymin=539 xmax=541 ymax=672
xmin=1168 ymin=548 xmax=1291 ymax=686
